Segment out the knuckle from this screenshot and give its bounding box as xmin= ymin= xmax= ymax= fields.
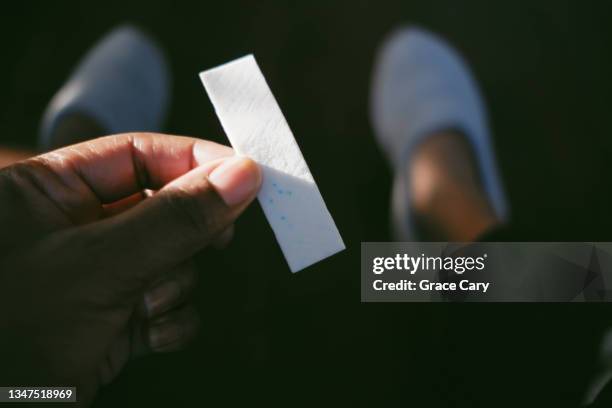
xmin=2 ymin=161 xmax=36 ymax=185
xmin=0 ymin=161 xmax=48 ymax=212
xmin=1 ymin=158 xmax=59 ymax=191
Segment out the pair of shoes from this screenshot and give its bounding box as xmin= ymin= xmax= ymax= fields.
xmin=370 ymin=27 xmax=509 ymax=240
xmin=39 ymin=25 xmax=170 ymax=150
xmin=41 ymin=24 xmax=507 ymax=242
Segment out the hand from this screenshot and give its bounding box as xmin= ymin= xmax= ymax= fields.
xmin=0 ymin=133 xmax=261 ymax=405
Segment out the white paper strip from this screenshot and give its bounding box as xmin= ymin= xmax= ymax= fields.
xmin=200 ymin=55 xmax=345 ymax=272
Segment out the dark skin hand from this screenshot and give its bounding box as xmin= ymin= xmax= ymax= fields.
xmin=0 ymin=133 xmax=261 ymax=406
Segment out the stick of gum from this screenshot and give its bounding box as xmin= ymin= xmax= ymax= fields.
xmin=200 ymin=55 xmax=345 ymax=272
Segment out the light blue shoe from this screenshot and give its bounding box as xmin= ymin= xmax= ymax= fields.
xmin=370 ymin=26 xmax=508 ymax=240
xmin=39 ymin=25 xmax=170 ymax=149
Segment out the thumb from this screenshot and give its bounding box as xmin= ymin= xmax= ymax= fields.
xmin=87 ymin=156 xmax=261 ymax=287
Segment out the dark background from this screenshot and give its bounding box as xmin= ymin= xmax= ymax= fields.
xmin=0 ymin=0 xmax=610 ymax=406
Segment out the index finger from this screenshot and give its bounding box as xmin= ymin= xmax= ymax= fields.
xmin=36 ymin=133 xmax=234 ymax=204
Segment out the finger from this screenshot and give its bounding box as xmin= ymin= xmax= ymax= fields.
xmin=84 ymin=155 xmax=261 ymax=285
xmin=143 ymin=262 xmax=198 ymax=318
xmin=29 ymin=133 xmax=234 ymax=207
xmin=212 ymin=224 xmax=234 ymax=249
xmin=148 ymin=305 xmax=200 ymax=352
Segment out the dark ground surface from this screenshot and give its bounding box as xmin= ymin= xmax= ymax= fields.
xmin=1 ymin=1 xmax=611 ymax=406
